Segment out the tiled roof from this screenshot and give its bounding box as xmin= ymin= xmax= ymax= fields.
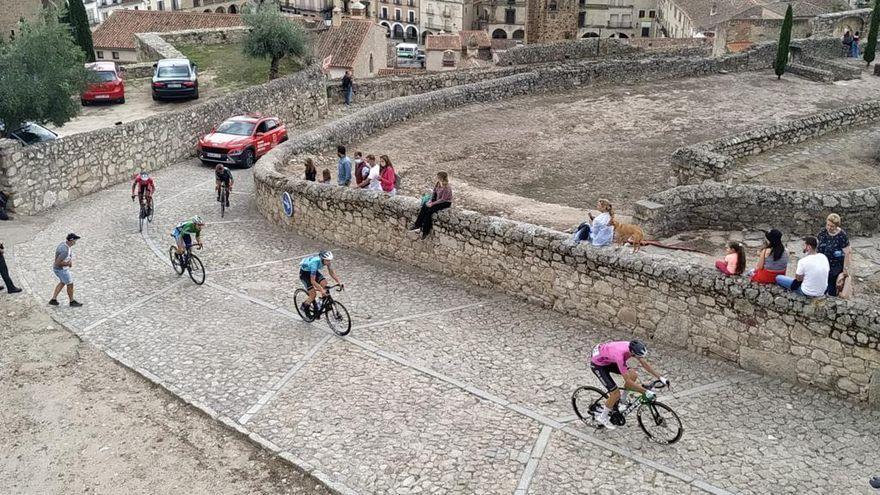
xmin=490 ymin=38 xmax=517 ymax=51
xmin=459 ymin=30 xmax=491 ymax=49
xmin=314 ymin=19 xmax=373 ymax=69
xmin=377 ymin=67 xmax=427 ymax=76
xmin=425 ymin=34 xmax=461 ymax=51
xmin=92 ymin=10 xmax=244 ymax=50
xmin=676 ymin=0 xmax=844 ymax=31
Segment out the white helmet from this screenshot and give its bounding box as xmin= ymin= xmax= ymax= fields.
xmin=319 ymin=250 xmax=334 ymax=261
xmin=192 ymin=215 xmax=205 ymax=225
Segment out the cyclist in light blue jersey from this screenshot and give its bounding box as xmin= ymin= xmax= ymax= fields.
xmin=298 ymin=250 xmax=343 ymax=314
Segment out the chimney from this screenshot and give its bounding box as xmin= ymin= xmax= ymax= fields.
xmin=332 ymin=5 xmax=342 ymax=25
xmin=350 ymin=0 xmax=365 ymax=18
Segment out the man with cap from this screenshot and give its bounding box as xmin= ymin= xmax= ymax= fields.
xmin=49 ymin=233 xmax=82 ymax=307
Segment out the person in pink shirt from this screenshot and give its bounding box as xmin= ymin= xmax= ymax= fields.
xmin=378 ymin=155 xmax=397 ymax=195
xmin=715 ymin=241 xmax=746 ymax=276
xmin=590 ymin=340 xmax=668 ymax=429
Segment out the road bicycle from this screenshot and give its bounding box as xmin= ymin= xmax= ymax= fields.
xmin=168 ymin=243 xmax=205 ymax=285
xmin=136 ymin=194 xmax=154 ymax=233
xmin=571 ymin=379 xmax=683 ymax=444
xmin=219 ymin=182 xmax=229 ymax=218
xmin=293 ymin=284 xmax=351 ymax=336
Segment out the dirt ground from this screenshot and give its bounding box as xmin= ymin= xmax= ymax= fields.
xmin=0 ymin=294 xmax=321 ymax=494
xmin=50 ymin=74 xmax=226 ymax=137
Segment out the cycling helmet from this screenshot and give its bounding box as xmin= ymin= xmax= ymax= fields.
xmin=870 ymin=476 xmax=880 ymax=489
xmin=192 ymin=215 xmax=205 ymax=225
xmin=319 ymin=250 xmax=334 ymax=261
xmin=629 ymin=340 xmax=648 ymax=357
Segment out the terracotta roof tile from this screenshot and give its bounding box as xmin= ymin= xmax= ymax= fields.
xmin=314 ymin=19 xmax=374 ymax=69
xmin=92 ymin=10 xmax=244 ymax=50
xmin=459 ymin=30 xmax=491 ymax=49
xmin=425 ymin=34 xmax=461 ymax=51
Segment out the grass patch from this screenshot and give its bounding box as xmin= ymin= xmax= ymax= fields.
xmin=176 ymin=42 xmax=303 ymax=89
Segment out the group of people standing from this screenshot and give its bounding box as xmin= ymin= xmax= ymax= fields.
xmin=715 ymin=214 xmax=852 ymax=298
xmin=843 ymin=29 xmax=862 ymax=58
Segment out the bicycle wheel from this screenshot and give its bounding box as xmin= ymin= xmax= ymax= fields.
xmin=169 ymin=246 xmax=185 ymax=275
xmin=572 ymin=386 xmax=609 ymax=429
xmin=220 ymin=188 xmax=226 ymax=218
xmin=139 ymin=210 xmax=145 ymax=233
xmin=293 ymin=288 xmax=315 ymax=322
xmin=187 ymin=254 xmax=206 ymax=285
xmin=147 ymin=202 xmax=154 ymax=223
xmin=325 ymin=300 xmax=351 ymax=336
xmin=637 ymin=401 xmax=683 ymax=445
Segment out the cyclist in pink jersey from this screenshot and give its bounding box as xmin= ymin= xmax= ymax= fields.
xmin=590 ymin=340 xmax=668 ymax=429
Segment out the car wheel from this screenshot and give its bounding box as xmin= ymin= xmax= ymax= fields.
xmin=242 ymin=149 xmax=255 ymax=169
xmin=152 ymin=94 xmax=159 ymax=101
xmin=192 ymin=89 xmax=199 ymax=100
xmin=118 ymin=97 xmax=125 ymax=104
xmin=81 ymin=99 xmax=88 ymax=106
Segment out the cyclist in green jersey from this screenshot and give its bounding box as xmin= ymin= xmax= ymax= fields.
xmin=172 ymin=216 xmax=205 ymax=255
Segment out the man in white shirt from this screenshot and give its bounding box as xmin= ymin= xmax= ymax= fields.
xmin=776 ymin=236 xmax=829 ymax=298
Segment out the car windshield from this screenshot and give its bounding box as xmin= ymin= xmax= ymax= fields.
xmin=10 ymin=123 xmax=56 ymax=145
xmin=215 ymin=121 xmax=256 ymax=136
xmin=157 ymin=65 xmax=190 ymax=78
xmin=93 ymin=70 xmax=116 ymax=83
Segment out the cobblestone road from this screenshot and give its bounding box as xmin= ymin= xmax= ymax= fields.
xmin=8 ymin=160 xmax=880 ymax=495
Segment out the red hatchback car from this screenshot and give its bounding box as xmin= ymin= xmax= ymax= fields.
xmin=82 ymin=62 xmax=125 ymax=105
xmin=197 ymin=115 xmax=288 ymax=168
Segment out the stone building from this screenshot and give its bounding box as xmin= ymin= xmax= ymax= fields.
xmin=578 ymin=0 xmax=661 ymax=39
xmin=96 ymin=0 xmax=150 ymax=24
xmin=315 ymin=16 xmax=388 ymax=78
xmin=525 ymin=0 xmax=579 ymax=43
xmin=472 ymin=0 xmax=526 ymax=40
xmin=420 ymin=0 xmax=474 ymax=41
xmin=424 ymin=32 xmax=461 ymax=69
xmin=91 ymin=10 xmax=244 ymax=62
xmin=0 ymin=0 xmax=58 ymax=41
xmin=377 ymin=0 xmax=421 ymax=41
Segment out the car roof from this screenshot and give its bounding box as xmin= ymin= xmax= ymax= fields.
xmin=157 ymin=58 xmax=191 ymax=66
xmin=86 ymin=61 xmax=117 ymax=72
xmin=226 ymin=114 xmax=278 ymax=123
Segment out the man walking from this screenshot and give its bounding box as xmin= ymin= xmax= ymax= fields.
xmin=49 ymin=233 xmax=82 ymax=307
xmin=341 ymin=70 xmax=354 ymax=106
xmin=337 ymin=145 xmax=352 ymax=187
xmin=0 ymin=241 xmax=22 ymax=294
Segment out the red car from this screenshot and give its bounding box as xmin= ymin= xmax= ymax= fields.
xmin=197 ymin=115 xmax=288 ymax=168
xmin=82 ymin=62 xmax=125 ymax=105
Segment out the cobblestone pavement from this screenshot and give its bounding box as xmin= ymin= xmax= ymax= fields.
xmin=7 ymin=160 xmax=880 ymax=495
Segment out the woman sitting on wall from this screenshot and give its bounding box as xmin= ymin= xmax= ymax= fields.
xmin=570 ymin=199 xmax=615 ymax=247
xmin=410 ymin=172 xmax=453 ymax=240
xmin=304 ymin=158 xmax=317 ymax=182
xmin=749 ymin=229 xmax=789 ymax=283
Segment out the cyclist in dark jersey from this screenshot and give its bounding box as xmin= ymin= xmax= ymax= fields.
xmin=215 ymin=164 xmax=234 ymax=207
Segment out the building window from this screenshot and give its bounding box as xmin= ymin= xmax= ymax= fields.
xmin=193 ymin=0 xmax=200 ymax=5
xmin=408 ymin=0 xmax=413 ymax=5
xmin=442 ymin=50 xmax=455 ymax=67
xmin=112 ymin=51 xmax=119 ymax=59
xmin=579 ymin=0 xmax=585 ymax=6
xmin=649 ymin=10 xmax=655 ymax=18
xmin=395 ymin=8 xmax=400 ymax=20
xmin=408 ymin=10 xmax=414 ymax=22
xmin=638 ymin=9 xmax=644 ymax=17
xmin=97 ymin=50 xmax=104 ymax=58
xmin=381 ymin=6 xmax=387 ymax=18
xmin=578 ymin=11 xmax=585 ymax=27
xmin=505 ymin=7 xmax=515 ymax=24
xmin=641 ymin=26 xmax=649 ymax=36
xmin=548 ymin=0 xmax=557 ymax=11
xmin=157 ymin=0 xmax=164 ymax=10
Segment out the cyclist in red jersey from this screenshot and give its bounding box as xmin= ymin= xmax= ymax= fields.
xmin=131 ymin=170 xmax=156 ymax=215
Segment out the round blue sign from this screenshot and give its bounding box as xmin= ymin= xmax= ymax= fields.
xmin=281 ymin=191 xmax=293 ymax=217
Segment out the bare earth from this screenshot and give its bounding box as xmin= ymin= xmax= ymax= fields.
xmin=0 ymin=295 xmax=318 ymax=495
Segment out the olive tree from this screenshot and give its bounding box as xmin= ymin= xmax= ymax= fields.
xmin=242 ymin=3 xmax=310 ymax=80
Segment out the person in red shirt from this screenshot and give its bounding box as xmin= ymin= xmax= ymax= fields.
xmin=131 ymin=170 xmax=156 ymax=215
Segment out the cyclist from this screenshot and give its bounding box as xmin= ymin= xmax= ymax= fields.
xmin=590 ymin=340 xmax=668 ymax=430
xmin=298 ymin=250 xmax=344 ymax=315
xmin=172 ymin=215 xmax=205 ymax=255
xmin=131 ymin=169 xmax=156 ymax=215
xmin=215 ymin=164 xmax=234 ymax=208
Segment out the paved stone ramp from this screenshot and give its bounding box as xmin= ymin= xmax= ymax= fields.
xmin=10 ymin=160 xmax=880 ymax=495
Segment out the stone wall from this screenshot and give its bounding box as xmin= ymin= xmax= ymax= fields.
xmin=787 ymin=62 xmax=835 ymax=83
xmin=250 ymin=74 xmax=880 ymax=406
xmin=811 ymin=8 xmax=871 ymax=37
xmin=670 ymin=100 xmax=880 ymax=185
xmin=0 ymin=66 xmax=327 ymax=214
xmin=495 ymin=39 xmax=642 ymax=66
xmin=795 ymin=54 xmax=862 ymax=81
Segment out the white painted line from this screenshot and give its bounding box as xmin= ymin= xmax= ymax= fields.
xmin=205 ymin=219 xmax=258 ymax=225
xmin=239 ymin=335 xmax=332 ymax=425
xmin=515 ymin=425 xmax=553 ymax=494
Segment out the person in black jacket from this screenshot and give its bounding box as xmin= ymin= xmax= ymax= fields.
xmin=341 ymin=70 xmax=353 ymax=106
xmin=0 ymin=242 xmax=22 ymax=293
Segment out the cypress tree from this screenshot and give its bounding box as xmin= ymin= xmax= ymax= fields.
xmin=67 ymin=0 xmax=95 ymax=63
xmin=774 ymin=4 xmax=793 ymax=79
xmin=864 ymin=0 xmax=880 ymax=66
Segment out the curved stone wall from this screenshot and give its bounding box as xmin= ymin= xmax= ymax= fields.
xmin=253 ymin=72 xmax=880 ymax=406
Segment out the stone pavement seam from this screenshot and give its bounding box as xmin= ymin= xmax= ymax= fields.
xmin=349 ymin=299 xmax=495 ymax=331
xmin=208 ymin=255 xmax=312 ymax=275
xmin=80 ymin=279 xmax=186 ymax=333
xmin=514 ymin=425 xmax=554 ymax=495
xmin=239 ymin=334 xmax=333 ymax=425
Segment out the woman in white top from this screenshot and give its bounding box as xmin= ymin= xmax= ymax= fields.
xmin=571 ymin=199 xmax=615 ymax=247
xmin=366 ymin=155 xmax=383 ymax=192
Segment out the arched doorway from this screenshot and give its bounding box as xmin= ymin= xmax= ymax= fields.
xmin=203 ymin=8 xmax=211 ymax=12
xmin=583 ymin=32 xmax=599 ymax=38
xmin=421 ymin=31 xmax=430 ymax=44
xmin=380 ymin=21 xmax=391 ymax=37
xmin=512 ymin=29 xmax=524 ymax=39
xmin=392 ymin=24 xmax=404 ymax=39
xmin=405 ymin=25 xmax=418 ymax=41
xmin=228 ymin=4 xmax=237 ymax=13
xmin=215 ymin=6 xmax=225 ymax=13
xmin=492 ymin=28 xmax=507 ymax=39
xmin=835 ymin=18 xmax=865 ymax=37
xmin=617 ymin=33 xmax=628 ymax=38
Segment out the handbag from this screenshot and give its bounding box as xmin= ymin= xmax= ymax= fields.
xmin=837 ymin=273 xmax=854 ymax=299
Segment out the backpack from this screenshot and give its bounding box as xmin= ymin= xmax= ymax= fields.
xmin=394 ymin=172 xmax=401 ymax=189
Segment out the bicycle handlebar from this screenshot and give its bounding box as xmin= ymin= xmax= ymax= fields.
xmin=644 ymin=379 xmax=668 ymax=390
xmin=325 ymin=284 xmax=344 ymax=292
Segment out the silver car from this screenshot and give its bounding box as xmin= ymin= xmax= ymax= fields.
xmin=151 ymin=58 xmax=199 ymax=101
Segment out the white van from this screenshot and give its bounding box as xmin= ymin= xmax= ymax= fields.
xmin=396 ymin=43 xmax=418 ymax=59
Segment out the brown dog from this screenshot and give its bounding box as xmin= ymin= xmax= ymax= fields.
xmin=612 ymin=219 xmax=645 ymax=253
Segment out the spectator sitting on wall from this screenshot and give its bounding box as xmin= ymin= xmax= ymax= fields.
xmin=817 ymin=213 xmax=851 ymax=296
xmin=410 ymin=171 xmax=453 ymax=239
xmin=304 ymin=157 xmax=317 ymax=182
xmin=0 ymin=191 xmax=11 ymax=221
xmin=319 ymin=168 xmax=332 ymax=183
xmin=356 ymin=153 xmax=373 ymax=189
xmin=570 ymin=199 xmax=615 ymax=247
xmin=378 ymin=155 xmax=397 ymax=195
xmin=775 ymin=236 xmax=829 ymax=298
xmin=715 ymin=241 xmax=746 ymax=276
xmin=749 ymin=229 xmax=789 ymax=284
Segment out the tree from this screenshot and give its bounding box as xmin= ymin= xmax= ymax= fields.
xmin=67 ymin=0 xmax=96 ymax=62
xmin=864 ymin=0 xmax=880 ymax=66
xmin=774 ymin=4 xmax=793 ymax=80
xmin=242 ymin=2 xmax=310 ymax=80
xmin=0 ymin=14 xmax=91 ymax=135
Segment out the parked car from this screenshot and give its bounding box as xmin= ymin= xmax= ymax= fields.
xmin=396 ymin=42 xmax=418 ymax=59
xmin=151 ymin=58 xmax=199 ymax=101
xmin=0 ymin=121 xmax=58 ymax=146
xmin=82 ymin=61 xmax=125 ymax=105
xmin=197 ymin=115 xmax=288 ymax=168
